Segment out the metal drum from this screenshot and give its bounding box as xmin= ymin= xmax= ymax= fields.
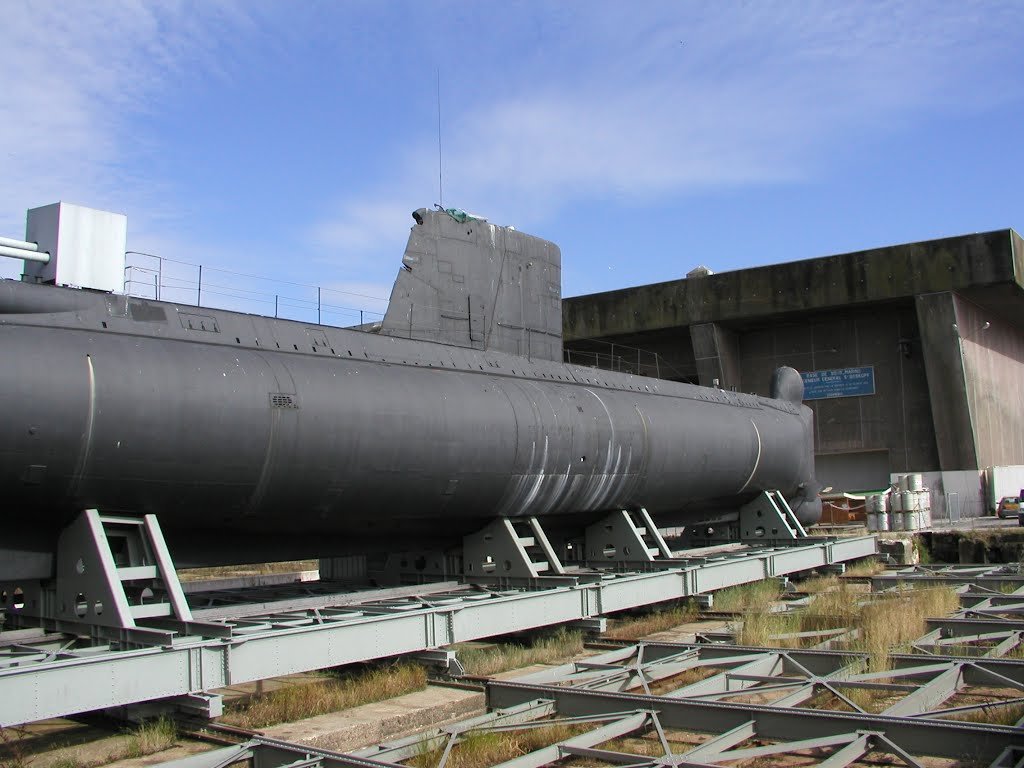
xmin=903 ymin=509 xmax=918 ymax=531
xmin=891 ymin=509 xmax=904 ymax=531
xmin=891 ymin=491 xmax=903 ymax=513
xmin=906 ymin=473 xmax=924 ymax=492
xmin=917 ymin=490 xmax=931 ymax=528
xmin=877 ymin=511 xmax=890 ymax=531
xmin=867 ymin=512 xmax=879 ymax=531
xmin=901 ymin=490 xmax=915 ymax=513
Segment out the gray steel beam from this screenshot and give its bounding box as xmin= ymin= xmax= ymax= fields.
xmin=488 ymin=711 xmax=649 ymax=768
xmin=486 ymin=680 xmax=1022 ymax=761
xmin=0 ymin=537 xmax=876 ymax=725
xmin=881 ymin=665 xmax=963 ymax=717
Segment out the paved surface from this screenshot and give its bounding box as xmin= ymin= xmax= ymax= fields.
xmin=263 ymin=684 xmax=485 ymax=753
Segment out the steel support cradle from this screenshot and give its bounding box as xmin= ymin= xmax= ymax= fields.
xmin=0 ymin=532 xmax=876 ymax=725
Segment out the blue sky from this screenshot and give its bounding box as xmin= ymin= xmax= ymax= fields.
xmin=2 ymin=2 xmax=1022 ymax=324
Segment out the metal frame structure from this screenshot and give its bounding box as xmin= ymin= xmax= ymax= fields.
xmin=154 ymin=638 xmax=1024 ymax=768
xmin=0 ymin=533 xmax=875 ymax=726
xmin=150 ymin=560 xmax=1024 ymax=768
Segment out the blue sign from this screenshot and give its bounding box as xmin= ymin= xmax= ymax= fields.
xmin=801 ymin=366 xmax=875 ymax=401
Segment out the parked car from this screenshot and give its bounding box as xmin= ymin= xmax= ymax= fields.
xmin=997 ymin=496 xmax=1020 ymax=518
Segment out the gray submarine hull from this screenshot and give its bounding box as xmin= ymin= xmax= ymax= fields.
xmin=0 ymin=209 xmax=821 ymax=578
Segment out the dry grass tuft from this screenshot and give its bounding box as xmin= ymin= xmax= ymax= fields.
xmin=224 ymin=662 xmax=427 ymax=728
xmin=602 ymin=736 xmax=666 ymax=757
xmin=713 ymin=580 xmax=783 ymax=612
xmin=608 ymin=602 xmax=699 ymax=640
xmin=802 ymin=582 xmax=864 ymax=628
xmin=843 ymin=559 xmax=886 ymax=578
xmin=0 ymin=719 xmax=176 ymax=768
xmin=645 ymin=665 xmax=721 ymax=696
xmin=410 ymin=723 xmax=586 ymax=768
xmin=949 ymin=702 xmax=1024 ymax=726
xmin=853 ymin=586 xmax=960 ymax=671
xmin=122 ymin=717 xmax=177 ymax=759
xmin=798 ymin=574 xmax=839 ymax=594
xmin=736 ymin=611 xmax=802 ymax=648
xmin=459 ymin=629 xmax=584 ymax=677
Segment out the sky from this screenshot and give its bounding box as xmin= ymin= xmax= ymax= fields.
xmin=2 ymin=1 xmax=1023 ymax=325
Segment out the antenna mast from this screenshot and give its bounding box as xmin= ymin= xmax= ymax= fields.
xmin=436 ymin=69 xmax=444 ymax=209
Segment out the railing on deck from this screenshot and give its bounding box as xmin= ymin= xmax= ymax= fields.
xmin=123 ymin=252 xmax=387 ymax=328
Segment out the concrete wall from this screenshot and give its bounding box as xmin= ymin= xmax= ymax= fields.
xmin=563 ymin=228 xmax=1024 ymax=487
xmin=737 ymin=304 xmax=939 ymax=480
xmin=955 ymin=297 xmax=1024 ymax=466
xmin=563 ymin=230 xmax=1020 ymax=341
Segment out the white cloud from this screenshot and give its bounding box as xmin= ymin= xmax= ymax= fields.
xmin=304 ymin=2 xmax=1023 ymax=258
xmin=0 ymin=1 xmax=258 ymax=278
xmin=2 ymin=2 xmax=1020 ymax=287
xmin=309 ymin=201 xmax=421 ymax=255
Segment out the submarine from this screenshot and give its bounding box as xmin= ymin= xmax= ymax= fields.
xmin=0 ymin=205 xmax=821 ymax=582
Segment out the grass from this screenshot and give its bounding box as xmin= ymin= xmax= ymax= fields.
xmin=607 ymin=602 xmax=699 ymax=640
xmin=797 ymin=574 xmax=839 ymax=594
xmin=223 ymin=662 xmax=427 ymax=729
xmin=844 ymin=559 xmax=886 ymax=578
xmin=852 ymin=586 xmax=961 ymax=671
xmin=725 ymin=578 xmax=959 ymax=662
xmin=0 ymin=728 xmax=27 ymax=768
xmin=735 ymin=611 xmax=802 ymax=648
xmin=913 ymin=538 xmax=933 ymax=565
xmin=802 ymin=581 xmax=865 ymax=628
xmin=459 ymin=629 xmax=584 ymax=677
xmin=20 ymin=719 xmax=177 ymax=768
xmin=410 ymin=723 xmax=587 ymax=768
xmin=833 ymin=684 xmax=894 ymax=713
xmin=949 ymin=702 xmax=1024 ymax=726
xmin=712 ymin=579 xmax=783 ymax=612
xmin=646 ymin=666 xmax=720 ymax=695
xmin=121 ymin=717 xmax=177 ymax=759
xmin=602 ymin=735 xmax=666 ymax=757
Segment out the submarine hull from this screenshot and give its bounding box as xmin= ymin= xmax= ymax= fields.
xmin=0 ymin=288 xmax=816 ymax=577
xmin=0 ymin=207 xmax=821 ymax=579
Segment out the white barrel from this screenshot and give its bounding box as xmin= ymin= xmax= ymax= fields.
xmin=903 ymin=510 xmax=917 ymax=531
xmin=898 ymin=474 xmax=909 ymax=492
xmin=891 ymin=492 xmax=903 ymax=512
xmin=901 ymin=490 xmax=915 ymax=512
xmin=877 ymin=511 xmax=890 ymax=531
xmin=867 ymin=511 xmax=878 ymax=531
xmin=917 ymin=490 xmax=931 ymax=510
xmin=891 ymin=509 xmax=904 ymax=531
xmin=906 ymin=473 xmax=924 ymax=491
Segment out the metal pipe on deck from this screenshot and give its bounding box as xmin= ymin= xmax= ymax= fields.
xmin=0 ymin=243 xmax=50 ymax=264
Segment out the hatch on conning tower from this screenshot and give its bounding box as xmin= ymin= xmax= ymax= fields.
xmin=377 ymin=207 xmax=563 ymax=362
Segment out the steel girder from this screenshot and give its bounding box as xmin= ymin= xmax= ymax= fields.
xmin=0 ymin=536 xmax=877 ymax=725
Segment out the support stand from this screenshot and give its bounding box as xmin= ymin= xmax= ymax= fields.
xmin=463 ymin=517 xmax=566 ymax=581
xmin=584 ymin=509 xmax=672 ymax=565
xmin=6 ymin=509 xmax=194 ymax=642
xmin=739 ymin=491 xmax=808 ymax=541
